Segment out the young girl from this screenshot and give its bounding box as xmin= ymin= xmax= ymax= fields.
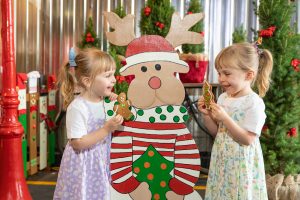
xmin=54 ymin=48 xmax=123 ymax=200
xmin=198 ymin=42 xmax=273 ymax=200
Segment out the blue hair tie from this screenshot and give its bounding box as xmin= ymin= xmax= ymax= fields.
xmin=69 ymin=47 xmax=77 ymax=67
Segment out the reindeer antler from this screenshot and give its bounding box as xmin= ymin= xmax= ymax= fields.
xmin=166 ymin=12 xmax=204 ymax=48
xmin=104 ymin=12 xmax=135 ymax=46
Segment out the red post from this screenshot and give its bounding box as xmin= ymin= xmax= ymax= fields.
xmin=0 ymin=0 xmax=32 ymax=199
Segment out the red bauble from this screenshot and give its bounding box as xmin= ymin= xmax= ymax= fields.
xmin=86 ymin=32 xmax=92 ymax=37
xmin=85 ymin=32 xmax=94 ymax=43
xmin=159 ymin=23 xmax=165 ymax=29
xmin=187 ymin=11 xmax=193 ymax=15
xmin=287 ymin=127 xmax=297 ymax=137
xmin=291 ymin=58 xmax=300 ymax=67
xmin=262 ymin=125 xmax=268 ymax=132
xmin=291 ymin=58 xmax=300 ymax=72
xmin=144 ymin=7 xmax=151 ymax=16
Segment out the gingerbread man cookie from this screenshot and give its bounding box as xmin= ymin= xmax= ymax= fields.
xmin=203 ymin=80 xmax=214 ymax=110
xmin=113 ymin=92 xmax=133 ymax=121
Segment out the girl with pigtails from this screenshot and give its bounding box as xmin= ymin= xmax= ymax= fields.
xmin=54 ymin=48 xmax=123 ymax=200
xmin=198 ymin=42 xmax=273 ymax=200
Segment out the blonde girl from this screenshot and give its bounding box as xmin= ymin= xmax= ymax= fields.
xmin=54 ymin=48 xmax=123 ymax=200
xmin=198 ymin=42 xmax=273 ymax=199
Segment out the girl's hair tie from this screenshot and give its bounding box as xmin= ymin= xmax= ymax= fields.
xmin=69 ymin=47 xmax=77 ymax=67
xmin=253 ymin=37 xmax=263 ymax=56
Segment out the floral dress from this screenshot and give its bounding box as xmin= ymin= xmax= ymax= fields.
xmin=205 ymin=92 xmax=268 ymax=200
xmin=54 ymin=97 xmax=111 ymax=200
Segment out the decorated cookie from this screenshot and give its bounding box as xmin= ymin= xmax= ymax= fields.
xmin=113 ymin=92 xmax=133 ymax=121
xmin=203 ymin=80 xmax=214 ymax=110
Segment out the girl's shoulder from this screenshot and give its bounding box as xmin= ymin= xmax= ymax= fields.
xmin=67 ymin=97 xmax=88 ymax=114
xmin=216 ymin=92 xmax=228 ymax=104
xmin=246 ymin=92 xmax=265 ymax=106
xmin=218 ymin=92 xmax=265 ymax=108
xmin=240 ymin=92 xmax=265 ymax=112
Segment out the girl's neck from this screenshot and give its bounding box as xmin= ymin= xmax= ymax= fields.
xmin=229 ymin=87 xmax=253 ymax=98
xmin=80 ymin=91 xmax=103 ymax=103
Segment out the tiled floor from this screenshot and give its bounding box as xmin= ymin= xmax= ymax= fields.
xmin=27 ymin=168 xmax=207 ymax=199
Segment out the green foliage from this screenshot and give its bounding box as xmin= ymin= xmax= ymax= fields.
xmin=109 ymin=6 xmax=127 ymax=56
xmin=255 ymin=0 xmax=300 ymax=175
xmin=110 ymin=49 xmax=129 ymax=95
xmin=182 ymin=0 xmax=204 ymax=53
xmin=140 ymin=0 xmax=175 ymax=37
xmin=232 ymin=25 xmax=247 ymax=43
xmin=78 ymin=17 xmax=101 ymax=49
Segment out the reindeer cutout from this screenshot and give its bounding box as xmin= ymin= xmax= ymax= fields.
xmin=104 ymin=12 xmax=204 ymax=200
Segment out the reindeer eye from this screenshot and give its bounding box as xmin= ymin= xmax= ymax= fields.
xmin=141 ymin=66 xmax=147 ymax=72
xmin=155 ymin=64 xmax=161 ymax=71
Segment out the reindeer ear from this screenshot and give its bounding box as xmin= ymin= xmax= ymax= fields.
xmin=104 ymin=12 xmax=135 ymax=46
xmin=172 ymin=64 xmax=189 ymax=74
xmin=166 ymin=12 xmax=204 ymax=48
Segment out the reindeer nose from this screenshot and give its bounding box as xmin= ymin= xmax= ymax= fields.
xmin=148 ymin=76 xmax=161 ymax=89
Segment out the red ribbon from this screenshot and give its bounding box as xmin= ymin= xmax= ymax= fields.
xmin=40 ymin=113 xmax=56 ymax=131
xmin=116 ymin=75 xmax=126 ymax=83
xmin=47 ymin=75 xmax=56 ymax=90
xmin=259 ymin=26 xmax=276 ymax=38
xmin=48 ymin=105 xmax=57 ymax=111
xmin=30 ymin=105 xmax=38 ymax=112
xmin=18 ymin=109 xmax=26 ymax=115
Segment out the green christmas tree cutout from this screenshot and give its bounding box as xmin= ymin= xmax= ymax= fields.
xmin=133 ymin=145 xmax=174 ymax=200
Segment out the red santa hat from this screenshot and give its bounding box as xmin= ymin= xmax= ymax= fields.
xmin=17 ymin=73 xmax=28 ymax=89
xmin=120 ymin=35 xmax=188 ymax=73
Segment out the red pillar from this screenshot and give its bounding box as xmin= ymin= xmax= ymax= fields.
xmin=0 ymin=0 xmax=32 ymax=199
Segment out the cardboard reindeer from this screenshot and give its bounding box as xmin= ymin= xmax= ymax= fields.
xmin=104 ymin=12 xmax=204 ymax=200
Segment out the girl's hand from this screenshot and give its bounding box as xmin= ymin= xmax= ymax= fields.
xmin=103 ymin=114 xmax=124 ymax=132
xmin=197 ymin=96 xmax=210 ymax=115
xmin=109 ymin=92 xmax=118 ymax=101
xmin=210 ymin=103 xmax=229 ymax=122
